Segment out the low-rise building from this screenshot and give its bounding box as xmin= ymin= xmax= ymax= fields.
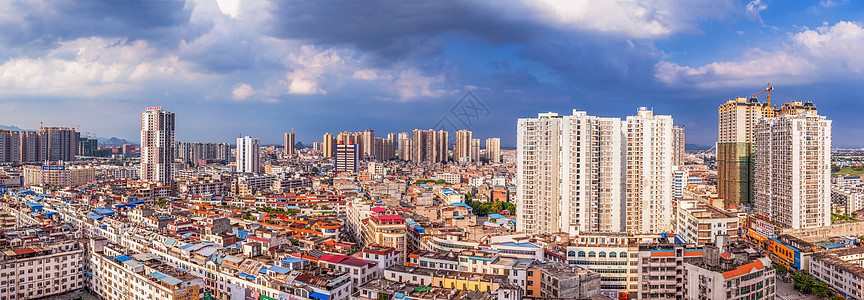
xmin=676 ymin=199 xmax=740 ymax=246
xmin=684 ymin=235 xmax=776 ymax=300
xmin=537 ymin=262 xmax=601 ymax=299
xmin=637 ymin=237 xmax=703 ymax=299
xmin=810 ymin=246 xmax=864 ymax=300
xmin=0 ymin=240 xmax=86 ymax=300
xmin=23 ymin=165 xmax=94 ymax=187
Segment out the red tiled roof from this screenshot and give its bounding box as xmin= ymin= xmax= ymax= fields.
xmin=340 ymin=258 xmax=373 ymax=267
xmin=722 ymin=260 xmax=765 ymax=279
xmin=650 ymin=251 xmax=675 ymax=257
xmin=683 ymin=250 xmax=704 ymax=257
xmin=319 ymin=254 xmax=352 ymax=263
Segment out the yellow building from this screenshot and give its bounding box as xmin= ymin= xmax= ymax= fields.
xmin=23 ymin=165 xmax=94 ymax=187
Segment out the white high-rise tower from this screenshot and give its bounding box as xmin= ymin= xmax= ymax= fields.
xmin=624 ymin=107 xmax=674 ymax=234
xmin=140 ymin=107 xmax=175 ymax=183
xmin=754 ymin=112 xmax=831 ymax=229
xmin=236 ymin=136 xmax=260 ymax=174
xmin=516 ymin=110 xmax=626 ymax=235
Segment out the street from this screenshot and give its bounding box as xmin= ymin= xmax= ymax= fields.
xmin=776 ymin=279 xmax=820 ymax=300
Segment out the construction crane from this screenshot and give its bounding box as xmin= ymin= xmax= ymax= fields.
xmin=752 ymin=83 xmax=774 ymax=106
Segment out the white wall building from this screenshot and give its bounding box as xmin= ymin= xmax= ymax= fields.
xmin=624 ymin=107 xmax=674 ymax=234
xmin=754 ymin=112 xmax=832 ymax=229
xmin=516 ymin=110 xmax=626 ymax=235
xmin=0 ymin=241 xmax=85 ymax=300
xmin=485 ymin=138 xmax=501 ymax=163
xmin=236 ymin=136 xmax=261 ymax=174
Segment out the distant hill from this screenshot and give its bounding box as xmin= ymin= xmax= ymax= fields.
xmin=98 ymin=137 xmax=135 ymax=146
xmin=686 ymin=143 xmax=713 ymax=151
xmin=0 ymin=125 xmax=30 ymax=132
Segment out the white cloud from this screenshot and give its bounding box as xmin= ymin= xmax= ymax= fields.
xmin=231 ymin=83 xmax=256 ymax=100
xmin=215 ymin=0 xmax=241 ymax=18
xmin=517 ymin=0 xmax=736 ymax=39
xmin=391 ymin=68 xmax=455 ymax=101
xmin=352 ymin=69 xmax=379 ymax=80
xmin=656 ymin=21 xmax=864 ymax=88
xmin=0 ymin=37 xmax=206 ymax=97
xmin=280 ymin=46 xmax=349 ymax=95
xmin=820 ymin=0 xmax=850 ymax=8
xmin=745 ymin=0 xmax=767 ymax=23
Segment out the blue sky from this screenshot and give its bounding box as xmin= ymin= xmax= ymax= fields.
xmin=1 ymin=0 xmax=863 ymax=147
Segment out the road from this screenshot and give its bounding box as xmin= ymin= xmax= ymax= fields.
xmin=776 ymin=279 xmax=820 ymax=300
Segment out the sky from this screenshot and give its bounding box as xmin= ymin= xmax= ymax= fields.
xmin=1 ymin=0 xmax=864 ymax=147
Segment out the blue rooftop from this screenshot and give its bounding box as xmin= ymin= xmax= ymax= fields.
xmin=822 ymin=243 xmax=846 ymax=249
xmin=84 ymin=213 xmax=104 ymax=220
xmin=93 ymin=208 xmax=117 ymax=216
xmin=268 ymin=265 xmax=291 ymax=274
xmin=500 ymin=242 xmax=540 ymax=248
xmin=281 ymin=257 xmax=305 ymax=265
xmin=309 ymin=292 xmax=330 ymax=300
xmin=113 ymin=255 xmax=132 ymax=262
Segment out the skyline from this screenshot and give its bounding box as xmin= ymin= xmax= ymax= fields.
xmin=2 ymin=1 xmax=864 ymax=147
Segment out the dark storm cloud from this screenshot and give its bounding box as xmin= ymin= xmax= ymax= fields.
xmin=517 ymin=34 xmax=662 ymax=89
xmin=267 ymin=1 xmax=540 ymax=65
xmin=1 ymin=0 xmax=201 ymax=48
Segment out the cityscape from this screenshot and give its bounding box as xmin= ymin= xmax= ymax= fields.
xmin=2 ymin=2 xmax=864 ymax=300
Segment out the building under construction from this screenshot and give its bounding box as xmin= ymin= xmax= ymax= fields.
xmin=717 ymin=85 xmax=817 ymax=204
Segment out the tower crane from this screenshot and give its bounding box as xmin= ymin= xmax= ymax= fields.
xmin=752 ymin=83 xmax=774 ymax=106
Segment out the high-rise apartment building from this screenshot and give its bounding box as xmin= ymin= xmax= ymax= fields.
xmin=672 ymin=125 xmax=685 ymax=167
xmin=717 ymin=96 xmax=817 ymax=204
xmin=625 ymin=107 xmax=674 ymax=234
xmin=454 ymin=130 xmax=472 ymax=162
xmin=39 ymin=127 xmax=79 ymax=162
xmin=436 ymin=130 xmax=449 ymax=162
xmin=0 ymin=127 xmax=81 ymax=163
xmin=140 ymin=107 xmax=175 ymax=183
xmin=398 ymin=134 xmax=412 ymax=161
xmin=174 ymin=141 xmax=232 ymax=165
xmin=20 ymin=131 xmax=40 ymax=162
xmin=378 ymin=137 xmax=396 ymax=160
xmin=321 ymin=132 xmax=336 ymax=157
xmin=516 ymin=110 xmax=626 ymax=235
xmin=323 ymin=133 xmax=336 ymax=158
xmin=410 ymin=129 xmax=448 ymax=163
xmin=77 ymin=137 xmax=98 ymax=156
xmin=397 ymin=132 xmax=410 ymax=158
xmin=235 ymin=136 xmax=260 ymax=174
xmin=360 ymin=129 xmax=375 ymax=159
xmin=485 ymin=138 xmax=500 ymax=163
xmin=470 ymin=139 xmax=480 ymax=162
xmin=284 ymin=131 xmax=295 ymax=156
xmin=754 ymin=111 xmax=831 ymax=229
xmin=717 ymin=97 xmax=771 ymax=204
xmin=336 ymin=143 xmax=358 ymax=173
xmin=0 ymin=130 xmax=22 ymax=162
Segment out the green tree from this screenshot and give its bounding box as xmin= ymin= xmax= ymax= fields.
xmin=813 ymin=281 xmax=831 ymax=298
xmin=792 ymin=272 xmax=815 ymax=294
xmin=772 ymin=263 xmax=788 ymax=277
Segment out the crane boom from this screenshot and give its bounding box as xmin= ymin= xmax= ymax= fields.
xmin=752 ymin=84 xmax=774 ymax=106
